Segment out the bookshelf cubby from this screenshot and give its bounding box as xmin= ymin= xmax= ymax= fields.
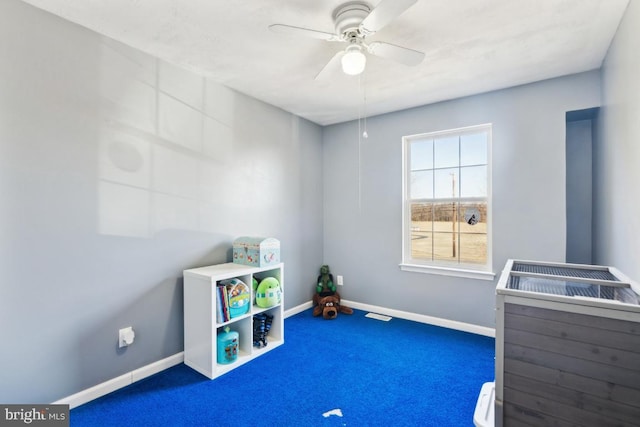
xmin=183 ymin=262 xmax=284 ymax=379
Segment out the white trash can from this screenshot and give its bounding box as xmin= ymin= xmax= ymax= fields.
xmin=473 ymin=382 xmax=495 ymax=427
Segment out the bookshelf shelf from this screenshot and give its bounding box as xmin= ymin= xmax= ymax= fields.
xmin=183 ymin=262 xmax=284 ymax=379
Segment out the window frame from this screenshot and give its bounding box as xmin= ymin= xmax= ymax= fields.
xmin=400 ymin=124 xmax=494 ymax=280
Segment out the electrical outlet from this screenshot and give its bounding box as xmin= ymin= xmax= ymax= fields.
xmin=337 ymin=275 xmax=343 ymax=286
xmin=119 ymin=327 xmax=135 ymax=348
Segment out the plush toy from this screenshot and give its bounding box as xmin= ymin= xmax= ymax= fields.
xmin=256 ymin=277 xmax=282 ymax=308
xmin=313 ymin=265 xmax=352 ymax=319
xmin=316 ymin=265 xmax=336 ymax=297
xmin=313 ymin=293 xmax=353 ymax=320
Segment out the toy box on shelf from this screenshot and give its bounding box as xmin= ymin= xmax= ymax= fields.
xmin=233 ymin=237 xmax=280 ymax=267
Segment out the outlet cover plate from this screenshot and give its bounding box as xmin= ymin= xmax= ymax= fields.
xmin=119 ymin=327 xmax=135 ymax=348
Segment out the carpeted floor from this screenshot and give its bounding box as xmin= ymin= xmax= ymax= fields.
xmin=71 ymin=308 xmax=495 ymax=426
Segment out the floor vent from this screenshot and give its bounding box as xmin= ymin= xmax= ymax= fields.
xmin=365 ymin=312 xmax=392 ymax=321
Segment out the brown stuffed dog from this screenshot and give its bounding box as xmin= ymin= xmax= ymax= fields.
xmin=313 ymin=292 xmax=353 ymax=320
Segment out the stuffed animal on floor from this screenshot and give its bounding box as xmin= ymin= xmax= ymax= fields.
xmin=313 ymin=265 xmax=352 ymax=319
xmin=313 ymin=293 xmax=353 ymax=320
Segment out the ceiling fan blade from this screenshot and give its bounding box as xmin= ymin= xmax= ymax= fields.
xmin=315 ymin=51 xmax=345 ymax=81
xmin=360 ymin=0 xmax=417 ymax=33
xmin=367 ymin=41 xmax=425 ymax=66
xmin=269 ymin=24 xmax=339 ymax=41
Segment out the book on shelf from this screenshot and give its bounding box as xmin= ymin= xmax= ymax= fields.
xmin=215 ymin=285 xmax=224 ymax=323
xmin=216 ymin=285 xmax=230 ymax=323
xmin=222 ymin=285 xmax=230 ymax=321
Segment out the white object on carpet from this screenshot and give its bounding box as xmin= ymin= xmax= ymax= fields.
xmin=322 ymin=409 xmax=343 ymax=418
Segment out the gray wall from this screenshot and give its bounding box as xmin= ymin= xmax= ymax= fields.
xmin=595 ymin=0 xmax=640 ymax=282
xmin=0 ymin=0 xmax=322 ymax=403
xmin=323 ymin=71 xmax=601 ymax=328
xmin=566 ymin=119 xmax=593 ymax=264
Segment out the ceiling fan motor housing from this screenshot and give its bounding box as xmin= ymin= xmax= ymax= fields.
xmin=333 ymin=2 xmax=371 ymax=37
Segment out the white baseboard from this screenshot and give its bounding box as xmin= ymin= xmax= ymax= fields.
xmin=53 ymin=352 xmax=184 ymax=409
xmin=55 ymin=300 xmax=493 ymax=409
xmin=284 ymin=300 xmax=313 ymax=318
xmin=57 ymin=303 xmax=311 ymax=410
xmin=286 ymin=298 xmax=495 ymax=337
xmin=342 ymin=299 xmax=496 ymax=338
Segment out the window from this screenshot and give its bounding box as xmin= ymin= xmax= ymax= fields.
xmin=401 ymin=124 xmax=493 ymax=279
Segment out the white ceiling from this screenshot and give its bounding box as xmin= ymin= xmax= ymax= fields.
xmin=20 ymin=0 xmax=629 ymax=125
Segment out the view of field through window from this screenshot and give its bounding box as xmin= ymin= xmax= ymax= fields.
xmin=406 ymin=126 xmax=489 ymax=266
xmin=410 ymin=202 xmax=487 ymax=263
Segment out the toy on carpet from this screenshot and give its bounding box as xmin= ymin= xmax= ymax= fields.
xmin=313 ymin=293 xmax=353 ymax=320
xmin=312 ymin=265 xmax=353 ymax=320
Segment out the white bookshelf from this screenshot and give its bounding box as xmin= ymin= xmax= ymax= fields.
xmin=183 ymin=262 xmax=284 ymax=379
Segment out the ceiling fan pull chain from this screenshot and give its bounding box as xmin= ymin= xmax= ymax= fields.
xmin=360 ymin=74 xmax=368 ymax=139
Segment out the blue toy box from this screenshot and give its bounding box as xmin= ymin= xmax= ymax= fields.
xmin=233 ymin=237 xmax=280 ymax=267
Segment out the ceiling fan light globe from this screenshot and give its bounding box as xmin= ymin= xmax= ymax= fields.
xmin=341 ymin=49 xmax=366 ymax=75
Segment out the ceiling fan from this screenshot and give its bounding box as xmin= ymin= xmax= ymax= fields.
xmin=269 ymin=0 xmax=425 ymax=79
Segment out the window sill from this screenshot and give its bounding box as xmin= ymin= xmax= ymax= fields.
xmin=399 ymin=263 xmax=496 ymax=281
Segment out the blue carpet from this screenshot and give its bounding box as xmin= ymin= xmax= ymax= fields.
xmin=71 ymin=309 xmax=495 ymax=426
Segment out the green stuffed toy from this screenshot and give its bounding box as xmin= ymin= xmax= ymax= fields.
xmin=316 ymin=265 xmax=336 ymax=296
xmin=256 ymin=277 xmax=282 ymax=308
